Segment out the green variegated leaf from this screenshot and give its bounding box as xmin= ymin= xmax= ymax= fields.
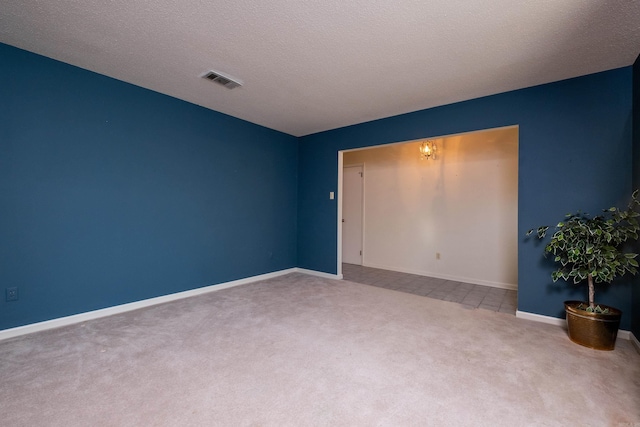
xmin=526 ymin=191 xmax=640 ymax=300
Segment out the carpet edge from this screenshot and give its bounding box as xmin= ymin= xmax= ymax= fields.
xmin=0 ymin=268 xmax=300 ymax=341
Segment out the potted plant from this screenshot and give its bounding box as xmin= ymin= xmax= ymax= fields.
xmin=526 ymin=191 xmax=640 ymax=350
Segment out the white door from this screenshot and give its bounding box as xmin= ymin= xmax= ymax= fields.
xmin=342 ymin=165 xmax=363 ymax=265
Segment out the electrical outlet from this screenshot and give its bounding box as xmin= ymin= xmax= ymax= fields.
xmin=6 ymin=287 xmax=18 ymax=302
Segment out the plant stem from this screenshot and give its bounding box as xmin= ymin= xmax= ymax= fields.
xmin=588 ymin=274 xmax=595 ymax=309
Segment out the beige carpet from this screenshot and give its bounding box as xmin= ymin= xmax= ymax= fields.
xmin=0 ymin=273 xmax=638 ymax=426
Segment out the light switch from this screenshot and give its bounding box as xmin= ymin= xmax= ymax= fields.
xmin=329 ymin=192 xmax=335 ymax=200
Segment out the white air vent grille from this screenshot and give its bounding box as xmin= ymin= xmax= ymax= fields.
xmin=202 ymin=70 xmax=242 ymax=89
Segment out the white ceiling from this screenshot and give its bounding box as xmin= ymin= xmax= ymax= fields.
xmin=1 ymin=1 xmax=639 ymax=137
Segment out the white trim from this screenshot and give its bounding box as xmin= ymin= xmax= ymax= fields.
xmin=631 ymin=333 xmax=640 ymax=354
xmin=516 ymin=310 xmax=565 ymax=326
xmin=294 ymin=267 xmax=343 ymax=280
xmin=516 ymin=310 xmax=632 ymax=340
xmin=338 ymin=125 xmax=519 ymax=153
xmin=335 ymin=125 xmax=520 ymax=294
xmin=363 ymin=261 xmax=517 ymax=290
xmin=0 ymin=268 xmax=297 ymax=342
xmin=361 ymin=163 xmax=366 ymax=265
xmin=617 ymin=329 xmax=632 ymax=340
xmin=337 ymin=151 xmax=344 ymax=278
xmin=341 ymin=163 xmax=365 ymax=267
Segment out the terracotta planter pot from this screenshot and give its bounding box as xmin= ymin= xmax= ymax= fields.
xmin=564 ymin=301 xmax=622 ymax=351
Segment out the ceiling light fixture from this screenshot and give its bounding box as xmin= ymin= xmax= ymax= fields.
xmin=419 ymin=140 xmax=437 ymax=160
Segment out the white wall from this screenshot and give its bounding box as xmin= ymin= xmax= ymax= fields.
xmin=343 ymin=127 xmax=518 ymax=289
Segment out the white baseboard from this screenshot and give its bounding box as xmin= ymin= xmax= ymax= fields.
xmin=617 ymin=330 xmax=632 ymax=340
xmin=516 ymin=310 xmax=565 ymax=327
xmin=294 ymin=267 xmax=343 ymax=280
xmin=632 ymin=333 xmax=640 ymax=354
xmin=516 ymin=310 xmax=632 ymax=341
xmin=362 ymin=261 xmax=517 ymax=290
xmin=0 ymin=268 xmax=298 ymax=342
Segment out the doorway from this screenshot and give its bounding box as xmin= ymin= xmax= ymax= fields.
xmin=337 ymin=126 xmax=518 ymax=290
xmin=342 ymin=165 xmax=364 ymax=265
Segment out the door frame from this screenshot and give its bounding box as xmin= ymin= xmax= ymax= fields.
xmin=337 ymin=150 xmax=365 ymax=277
xmin=341 ymin=163 xmax=365 ymax=266
xmin=337 ymin=152 xmax=344 ymax=277
xmin=336 ymin=125 xmax=519 ymax=286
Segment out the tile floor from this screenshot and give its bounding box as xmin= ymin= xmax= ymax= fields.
xmin=342 ymin=263 xmax=518 ymax=315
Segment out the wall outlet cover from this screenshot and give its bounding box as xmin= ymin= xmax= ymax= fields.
xmin=6 ymin=287 xmax=18 ymax=302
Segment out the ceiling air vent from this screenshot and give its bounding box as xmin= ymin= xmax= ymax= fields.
xmin=202 ymin=70 xmax=242 ymax=89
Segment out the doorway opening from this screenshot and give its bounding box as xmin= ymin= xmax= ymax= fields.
xmin=337 ymin=126 xmax=519 ymax=291
xmin=342 ymin=165 xmax=364 ymax=265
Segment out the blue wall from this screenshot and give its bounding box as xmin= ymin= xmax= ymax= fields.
xmin=2 ymin=41 xmax=637 ymax=333
xmin=632 ymin=53 xmax=640 ymax=339
xmin=298 ymin=67 xmax=634 ymax=329
xmin=0 ymin=43 xmax=298 ymax=330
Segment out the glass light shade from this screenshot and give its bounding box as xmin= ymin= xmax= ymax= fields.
xmin=420 ymin=140 xmax=436 ymax=160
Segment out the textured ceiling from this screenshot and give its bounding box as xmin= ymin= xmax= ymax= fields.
xmin=1 ymin=1 xmax=639 ymax=136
